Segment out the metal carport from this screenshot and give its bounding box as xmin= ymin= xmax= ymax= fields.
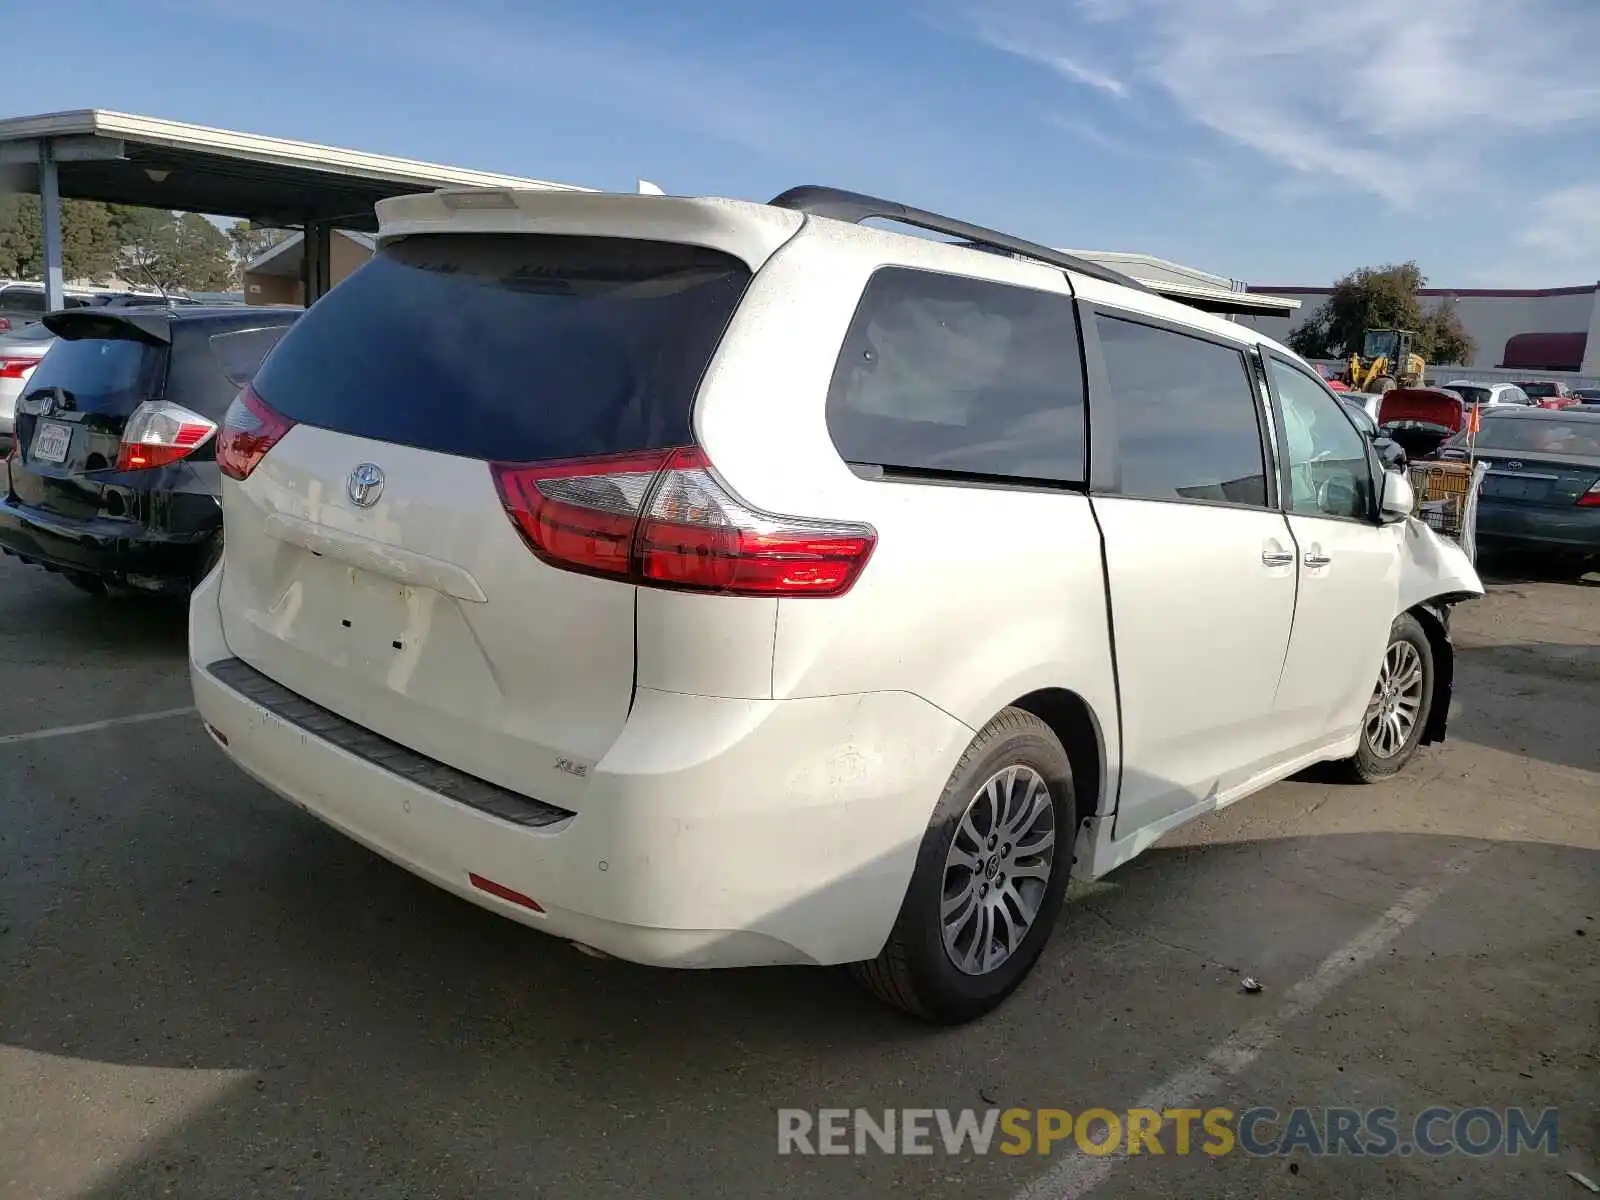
xmin=0 ymin=109 xmax=590 ymax=309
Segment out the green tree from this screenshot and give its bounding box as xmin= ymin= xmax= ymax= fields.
xmin=228 ymin=220 xmax=290 ymax=272
xmin=113 ymin=208 xmax=236 ymax=294
xmin=1416 ymin=297 xmax=1474 ymax=366
xmin=1288 ymin=262 xmax=1475 ymax=366
xmin=0 ymin=194 xmax=122 ymax=282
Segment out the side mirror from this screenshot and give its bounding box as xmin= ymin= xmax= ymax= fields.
xmin=1380 ymin=470 xmax=1414 ymax=524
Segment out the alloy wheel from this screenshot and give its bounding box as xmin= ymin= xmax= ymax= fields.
xmin=940 ymin=765 xmax=1057 ymax=976
xmin=1364 ymin=639 xmax=1425 ymax=758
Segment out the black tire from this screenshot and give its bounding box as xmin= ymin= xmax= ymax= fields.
xmin=850 ymin=708 xmax=1076 ymax=1024
xmin=1372 ymin=375 xmax=1398 ymax=395
xmin=1340 ymin=613 xmax=1434 ymax=783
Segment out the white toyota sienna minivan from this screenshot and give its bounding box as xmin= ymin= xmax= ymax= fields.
xmin=190 ymin=185 xmax=1484 ymax=1023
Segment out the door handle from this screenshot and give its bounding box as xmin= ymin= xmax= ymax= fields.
xmin=1261 ymin=549 xmax=1295 ymax=566
xmin=1304 ymin=552 xmax=1332 ymax=568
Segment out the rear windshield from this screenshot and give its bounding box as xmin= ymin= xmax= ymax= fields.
xmin=21 ymin=335 xmax=167 ymax=415
xmin=1518 ymin=382 xmax=1558 ymax=397
xmin=251 ymin=234 xmax=751 ymax=462
xmin=1451 ymin=386 xmax=1491 ymax=406
xmin=1453 ymin=417 xmax=1600 ymax=457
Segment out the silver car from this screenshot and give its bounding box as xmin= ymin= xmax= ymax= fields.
xmin=1440 ymin=380 xmax=1535 ymax=409
xmin=0 ymin=323 xmax=57 ymax=445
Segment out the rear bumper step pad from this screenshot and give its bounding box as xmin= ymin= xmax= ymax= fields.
xmin=205 ymin=657 xmax=575 ymax=829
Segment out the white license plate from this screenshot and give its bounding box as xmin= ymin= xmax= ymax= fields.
xmin=31 ymin=420 xmax=72 ymax=464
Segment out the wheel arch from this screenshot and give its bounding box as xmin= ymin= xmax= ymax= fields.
xmin=1006 ymin=687 xmax=1108 ymax=824
xmin=1407 ymin=601 xmax=1456 ymax=746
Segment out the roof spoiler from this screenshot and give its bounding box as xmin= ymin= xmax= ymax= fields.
xmin=41 ymin=309 xmax=171 ymax=344
xmin=769 ymin=185 xmax=1155 ymax=295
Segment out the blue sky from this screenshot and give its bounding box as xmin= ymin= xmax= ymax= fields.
xmin=8 ymin=0 xmax=1600 ymax=286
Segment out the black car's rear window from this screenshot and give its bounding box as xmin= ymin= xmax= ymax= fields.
xmin=250 ymin=234 xmax=752 ymax=462
xmin=1454 ymin=416 xmax=1600 ymax=457
xmin=21 ymin=335 xmax=167 ymax=415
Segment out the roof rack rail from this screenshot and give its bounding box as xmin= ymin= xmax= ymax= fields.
xmin=768 ymin=185 xmax=1154 ymax=295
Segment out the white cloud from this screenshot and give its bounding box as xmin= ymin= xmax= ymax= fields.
xmin=967 ymin=0 xmax=1600 ymax=206
xmin=1517 ymin=183 xmax=1600 ymax=275
xmin=975 ymin=21 xmax=1128 ymax=97
xmin=1048 ymin=113 xmax=1138 ymax=156
xmin=1045 ymin=53 xmax=1128 ymax=97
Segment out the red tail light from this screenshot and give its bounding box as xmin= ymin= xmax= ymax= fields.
xmin=1579 ymin=480 xmax=1600 ymax=507
xmin=492 ymin=447 xmax=876 ymax=597
xmin=117 ymin=400 xmax=218 ymax=470
xmin=0 ymin=356 xmax=39 ymax=380
xmin=0 ymin=318 xmax=11 ymax=333
xmin=217 ymin=385 xmax=295 ymax=481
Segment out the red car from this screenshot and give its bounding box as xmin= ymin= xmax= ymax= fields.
xmin=1516 ymin=380 xmax=1581 ymax=409
xmin=1314 ymin=363 xmax=1350 ymax=391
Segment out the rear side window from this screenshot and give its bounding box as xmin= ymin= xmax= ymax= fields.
xmin=22 ymin=335 xmax=167 ymax=416
xmin=164 ymin=320 xmax=299 ymax=419
xmin=1096 ymin=316 xmax=1268 ymax=507
xmin=251 ymin=234 xmax=751 ymax=462
xmin=826 ymin=267 xmax=1086 ymax=484
xmin=209 ymin=325 xmax=293 ymax=389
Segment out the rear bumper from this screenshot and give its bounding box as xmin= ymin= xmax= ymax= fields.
xmin=0 ymin=494 xmax=216 ymax=592
xmin=1476 ymin=501 xmax=1600 ymax=555
xmin=190 ymin=566 xmax=971 ymax=968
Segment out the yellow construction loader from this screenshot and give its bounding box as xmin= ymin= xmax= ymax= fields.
xmin=1348 ymin=328 xmax=1425 ymax=393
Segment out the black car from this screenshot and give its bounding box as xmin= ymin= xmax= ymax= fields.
xmin=1439 ymin=408 xmax=1600 ymax=568
xmin=0 ymin=305 xmax=301 ymax=595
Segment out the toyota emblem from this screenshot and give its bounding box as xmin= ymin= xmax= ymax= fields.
xmin=348 ymin=463 xmax=385 ymax=508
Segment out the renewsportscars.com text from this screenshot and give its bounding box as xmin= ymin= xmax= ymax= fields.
xmin=777 ymin=1106 xmax=1560 ymax=1158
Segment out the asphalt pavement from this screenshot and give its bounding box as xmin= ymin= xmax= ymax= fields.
xmin=1 ymin=542 xmax=1595 ymax=1200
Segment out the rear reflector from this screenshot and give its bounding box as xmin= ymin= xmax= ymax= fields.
xmin=468 ymin=872 xmax=545 ymax=913
xmin=117 ymin=400 xmax=218 ymax=471
xmin=492 ymin=447 xmax=876 ymax=597
xmin=217 ymin=384 xmax=295 ymax=481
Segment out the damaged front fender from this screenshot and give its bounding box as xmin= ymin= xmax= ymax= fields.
xmin=1396 ymin=517 xmax=1485 ymax=614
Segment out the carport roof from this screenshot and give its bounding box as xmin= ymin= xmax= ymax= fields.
xmin=1067 ymin=249 xmax=1302 ymax=318
xmin=0 ymin=109 xmax=591 ymax=230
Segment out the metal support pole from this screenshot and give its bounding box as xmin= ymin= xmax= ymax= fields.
xmin=301 ymin=220 xmax=333 ymax=304
xmin=299 ymin=222 xmax=315 ymax=304
xmin=38 ymin=139 xmax=65 ymax=311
